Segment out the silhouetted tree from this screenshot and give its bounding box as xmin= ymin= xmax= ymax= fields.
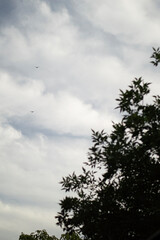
xmin=56 ymin=51 xmax=160 ymax=240
xmin=19 ymin=230 xmax=58 ymax=240
xmin=19 ymin=230 xmax=82 ymax=240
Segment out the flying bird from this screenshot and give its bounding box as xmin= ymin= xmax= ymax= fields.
xmin=30 ymin=111 xmax=34 ymax=113
xmin=35 ymin=66 xmax=39 ymax=68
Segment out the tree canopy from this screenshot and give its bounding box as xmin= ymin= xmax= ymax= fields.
xmin=56 ymin=52 xmax=160 ymax=240
xmin=19 ymin=230 xmax=58 ymax=240
xmin=19 ymin=230 xmax=81 ymax=240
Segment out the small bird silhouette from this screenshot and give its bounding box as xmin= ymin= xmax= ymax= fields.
xmin=35 ymin=66 xmax=39 ymax=68
xmin=30 ymin=111 xmax=34 ymax=113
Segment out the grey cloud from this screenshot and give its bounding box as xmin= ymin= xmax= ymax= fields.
xmin=0 ymin=0 xmax=36 ymax=28
xmin=7 ymin=115 xmax=91 ymax=141
xmin=0 ymin=0 xmax=16 ymax=27
xmin=44 ymin=0 xmax=75 ymax=12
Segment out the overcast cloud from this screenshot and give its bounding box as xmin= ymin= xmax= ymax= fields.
xmin=0 ymin=1 xmax=160 ymax=239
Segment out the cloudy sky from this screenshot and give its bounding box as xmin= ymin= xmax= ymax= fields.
xmin=0 ymin=0 xmax=160 ymax=239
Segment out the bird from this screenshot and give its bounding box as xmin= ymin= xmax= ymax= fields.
xmin=30 ymin=111 xmax=34 ymax=113
xmin=35 ymin=66 xmax=39 ymax=68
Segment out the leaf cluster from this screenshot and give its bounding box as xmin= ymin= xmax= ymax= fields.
xmin=150 ymin=47 xmax=160 ymax=66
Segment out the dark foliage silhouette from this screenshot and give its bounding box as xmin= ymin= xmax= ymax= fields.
xmin=56 ymin=51 xmax=160 ymax=240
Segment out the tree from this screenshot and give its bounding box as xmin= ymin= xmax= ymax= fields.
xmin=19 ymin=230 xmax=58 ymax=240
xmin=56 ymin=53 xmax=160 ymax=240
xmin=19 ymin=230 xmax=82 ymax=240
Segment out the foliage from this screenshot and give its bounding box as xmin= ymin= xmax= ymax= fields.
xmin=19 ymin=230 xmax=82 ymax=240
xmin=19 ymin=230 xmax=58 ymax=240
xmin=150 ymin=47 xmax=160 ymax=66
xmin=56 ymin=74 xmax=160 ymax=239
xmin=60 ymin=232 xmax=82 ymax=240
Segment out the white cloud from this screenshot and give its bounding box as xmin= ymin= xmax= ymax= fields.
xmin=0 ymin=200 xmax=61 ymax=239
xmin=0 ymin=122 xmax=90 ymax=238
xmin=0 ymin=70 xmax=113 ymax=136
xmin=80 ymin=0 xmax=160 ymax=45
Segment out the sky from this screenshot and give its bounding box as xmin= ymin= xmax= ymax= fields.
xmin=0 ymin=0 xmax=160 ymax=239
